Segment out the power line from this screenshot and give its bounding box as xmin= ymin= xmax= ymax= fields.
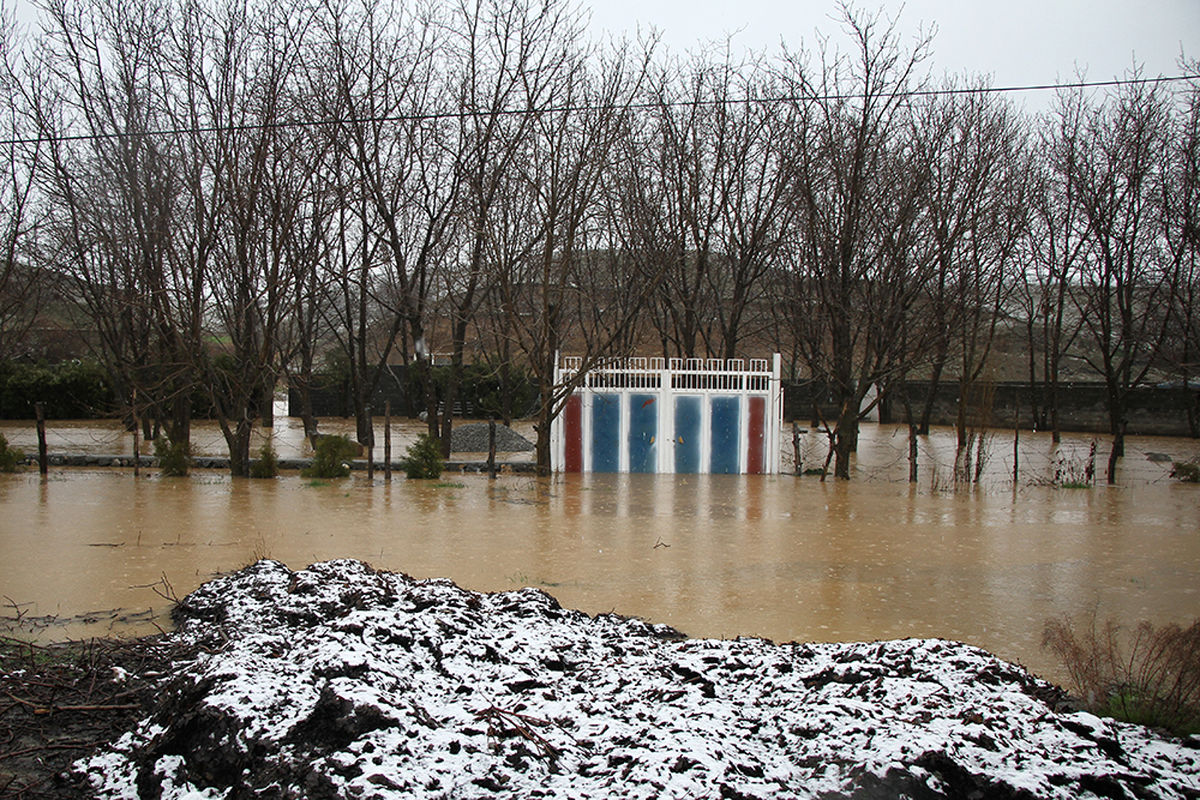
xmin=2 ymin=73 xmax=1196 ymax=148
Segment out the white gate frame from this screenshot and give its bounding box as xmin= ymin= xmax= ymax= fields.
xmin=552 ymin=353 xmax=784 ymax=474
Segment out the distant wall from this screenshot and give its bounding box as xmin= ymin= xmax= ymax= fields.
xmin=783 ymin=381 xmax=1199 ymax=438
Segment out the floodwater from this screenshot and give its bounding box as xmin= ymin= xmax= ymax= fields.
xmin=1 ymin=414 xmax=1198 ymax=686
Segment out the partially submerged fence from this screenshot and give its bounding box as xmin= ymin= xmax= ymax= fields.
xmin=552 ymin=355 xmax=783 ymax=474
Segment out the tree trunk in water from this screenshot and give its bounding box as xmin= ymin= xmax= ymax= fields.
xmin=296 ymin=383 xmax=319 ymax=447
xmin=833 ymin=409 xmax=858 ymax=480
xmin=956 ymin=379 xmax=969 ymax=450
xmin=918 ymin=362 xmax=945 ymax=436
xmin=228 ymin=416 xmax=253 ymax=478
xmin=535 ymin=404 xmax=553 ymax=476
xmin=1106 ymin=427 xmax=1124 ymax=484
xmin=261 ymin=377 xmax=275 ymax=428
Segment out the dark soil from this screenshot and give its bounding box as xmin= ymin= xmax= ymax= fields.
xmin=0 ymin=632 xmax=188 ymax=798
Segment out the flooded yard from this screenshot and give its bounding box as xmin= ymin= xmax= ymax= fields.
xmin=1 ymin=417 xmax=1197 ymax=685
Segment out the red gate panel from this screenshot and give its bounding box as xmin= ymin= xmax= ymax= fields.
xmin=564 ymin=394 xmax=583 ymax=472
xmin=747 ymin=395 xmax=765 ymax=474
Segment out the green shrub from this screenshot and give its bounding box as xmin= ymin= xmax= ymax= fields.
xmin=0 ymin=433 xmax=24 ymax=472
xmin=1043 ymin=614 xmax=1200 ymax=736
xmin=402 ymin=434 xmax=443 ymax=480
xmin=302 ymin=435 xmax=359 ymax=479
xmin=249 ymin=442 xmax=279 ymax=479
xmin=1171 ymin=461 xmax=1200 ymax=483
xmin=154 ymin=436 xmax=191 ymax=477
xmin=0 ymin=359 xmax=116 ymax=419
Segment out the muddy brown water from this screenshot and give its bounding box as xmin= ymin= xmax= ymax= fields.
xmin=1 ymin=415 xmax=1198 ymax=686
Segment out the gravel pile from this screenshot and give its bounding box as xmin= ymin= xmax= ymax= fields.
xmin=76 ymin=560 xmax=1200 ymax=799
xmin=449 ymin=423 xmax=534 ymax=453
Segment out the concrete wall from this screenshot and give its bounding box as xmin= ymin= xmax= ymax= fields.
xmin=784 ymin=381 xmax=1199 ymax=437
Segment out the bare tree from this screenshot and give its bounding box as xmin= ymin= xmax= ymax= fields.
xmin=708 ymin=61 xmax=796 ymax=360
xmin=0 ymin=9 xmax=44 ymax=361
xmin=310 ymin=0 xmax=459 ymax=446
xmin=1018 ymin=88 xmax=1090 ymax=441
xmin=31 ymin=0 xmax=201 ymax=446
xmin=1160 ymin=69 xmax=1200 ymax=436
xmin=777 ymin=5 xmax=933 ymax=479
xmin=492 ymin=32 xmax=655 ymax=472
xmin=169 ymin=0 xmax=321 ymax=475
xmin=907 ymin=84 xmax=1029 ymax=447
xmin=626 ymin=51 xmax=730 ymax=359
xmin=432 ymin=0 xmax=584 ymax=456
xmin=1070 ymin=74 xmax=1177 ymax=482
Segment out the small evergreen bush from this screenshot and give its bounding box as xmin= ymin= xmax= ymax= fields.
xmin=249 ymin=442 xmax=279 ymax=479
xmin=0 ymin=433 xmax=24 ymax=472
xmin=302 ymin=435 xmax=359 ymax=479
xmin=403 ymin=434 xmax=443 ymax=479
xmin=154 ymin=436 xmax=191 ymax=477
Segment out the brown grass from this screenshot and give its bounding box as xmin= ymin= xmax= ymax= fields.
xmin=1042 ymin=614 xmax=1200 ymax=735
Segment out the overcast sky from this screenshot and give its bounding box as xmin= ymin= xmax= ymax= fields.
xmin=8 ymin=0 xmax=1196 ymax=107
xmin=588 ymin=0 xmax=1198 ymax=101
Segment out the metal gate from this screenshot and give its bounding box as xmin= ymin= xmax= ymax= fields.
xmin=552 ymin=354 xmax=783 ymax=474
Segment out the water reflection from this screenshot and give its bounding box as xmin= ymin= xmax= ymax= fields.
xmin=0 ymin=422 xmax=1197 ymax=688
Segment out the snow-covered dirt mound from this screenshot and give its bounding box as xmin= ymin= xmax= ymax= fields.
xmin=77 ymin=560 xmax=1200 ymax=799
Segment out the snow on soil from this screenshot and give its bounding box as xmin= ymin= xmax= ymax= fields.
xmin=77 ymin=560 xmax=1200 ymax=799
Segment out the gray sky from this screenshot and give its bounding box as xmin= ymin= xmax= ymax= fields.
xmin=588 ymin=0 xmax=1198 ymax=95
xmin=9 ymin=0 xmax=1196 ymax=104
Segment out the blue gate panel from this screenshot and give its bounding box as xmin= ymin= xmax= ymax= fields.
xmin=591 ymin=394 xmax=621 ymax=472
xmin=628 ymin=394 xmax=658 ymax=473
xmin=710 ymin=396 xmax=741 ymax=474
xmin=674 ymin=396 xmax=702 ymax=473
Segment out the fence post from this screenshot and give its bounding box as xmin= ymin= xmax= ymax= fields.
xmin=792 ymin=422 xmax=802 ymax=475
xmin=35 ymin=402 xmax=48 ymax=476
xmin=1012 ymin=398 xmax=1020 ymax=486
xmin=908 ymin=424 xmax=918 ymax=483
xmin=132 ymin=398 xmax=140 ymax=478
xmin=366 ymin=404 xmax=374 ymax=480
xmin=384 ymin=400 xmax=392 ymax=481
xmin=488 ymin=419 xmax=497 ymax=479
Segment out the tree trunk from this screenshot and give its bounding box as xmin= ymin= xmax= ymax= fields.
xmin=832 ymin=405 xmax=859 ymax=479
xmin=1106 ymin=422 xmax=1125 ymax=485
xmin=225 ymin=414 xmax=253 ymax=478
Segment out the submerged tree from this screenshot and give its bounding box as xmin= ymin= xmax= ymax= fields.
xmin=31 ymin=0 xmax=201 ymax=449
xmin=491 ymin=31 xmax=656 ymax=473
xmin=777 ymin=5 xmax=934 ymax=479
xmin=907 ymin=84 xmax=1029 ymax=447
xmin=1070 ymin=74 xmax=1178 ymax=482
xmin=1019 ymin=88 xmax=1090 ymax=441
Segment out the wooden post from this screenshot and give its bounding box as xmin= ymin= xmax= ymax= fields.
xmin=35 ymin=402 xmax=48 ymax=476
xmin=366 ymin=404 xmax=375 ymax=480
xmin=792 ymin=422 xmax=802 ymax=475
xmin=908 ymin=424 xmax=918 ymax=484
xmin=384 ymin=400 xmax=392 ymax=481
xmin=132 ymin=402 xmax=141 ymax=478
xmin=488 ymin=419 xmax=497 ymax=479
xmin=1012 ymin=400 xmax=1020 ymax=486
